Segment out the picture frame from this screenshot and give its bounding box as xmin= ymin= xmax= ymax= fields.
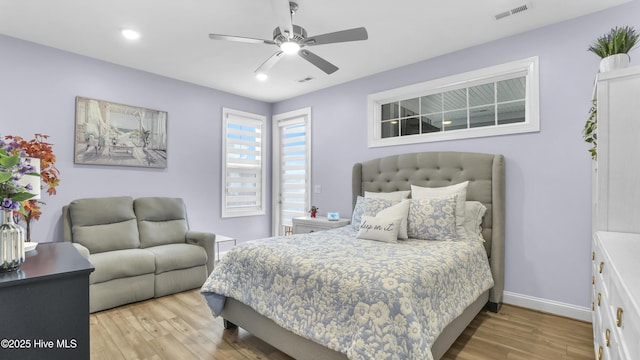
xmin=327 ymin=212 xmax=340 ymax=221
xmin=74 ymin=96 xmax=168 ymax=168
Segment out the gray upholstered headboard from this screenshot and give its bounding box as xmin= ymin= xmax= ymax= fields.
xmin=352 ymin=151 xmax=505 ymax=309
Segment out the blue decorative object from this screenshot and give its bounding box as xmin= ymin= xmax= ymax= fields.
xmin=327 ymin=212 xmax=339 ymax=221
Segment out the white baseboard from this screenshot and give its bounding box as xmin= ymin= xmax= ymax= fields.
xmin=503 ymin=291 xmax=592 ymax=322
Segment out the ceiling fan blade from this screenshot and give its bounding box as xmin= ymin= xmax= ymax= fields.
xmin=298 ymin=50 xmax=338 ymax=74
xmin=255 ymin=51 xmax=285 ymax=74
xmin=304 ymin=27 xmax=368 ymax=46
xmin=209 ymin=33 xmax=275 ymax=45
xmin=272 ymin=0 xmax=294 ymax=39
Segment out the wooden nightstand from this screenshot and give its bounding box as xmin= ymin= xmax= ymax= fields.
xmin=292 ymin=217 xmax=351 ymax=234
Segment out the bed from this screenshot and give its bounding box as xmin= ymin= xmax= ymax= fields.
xmin=201 ymin=151 xmax=505 ymax=360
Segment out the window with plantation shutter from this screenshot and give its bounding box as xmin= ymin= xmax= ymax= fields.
xmin=222 ymin=108 xmax=266 ymax=218
xmin=273 ymin=108 xmax=311 ymax=236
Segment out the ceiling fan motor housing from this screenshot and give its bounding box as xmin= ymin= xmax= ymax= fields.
xmin=273 ymin=25 xmax=307 ymax=46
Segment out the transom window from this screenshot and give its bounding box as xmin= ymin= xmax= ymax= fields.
xmin=368 ymin=57 xmax=539 ymax=147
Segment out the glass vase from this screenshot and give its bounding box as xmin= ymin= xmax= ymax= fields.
xmin=0 ymin=210 xmax=25 ymax=272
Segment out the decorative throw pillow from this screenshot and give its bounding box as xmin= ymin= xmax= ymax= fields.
xmin=464 ymin=201 xmax=487 ymax=241
xmin=407 ymin=196 xmax=457 ymax=241
xmin=364 ymin=190 xmax=411 ymax=201
xmin=356 ymin=215 xmax=401 ymax=243
xmin=351 ymin=196 xmax=393 ymax=230
xmin=375 ymin=199 xmax=410 ymax=239
xmin=411 ymin=182 xmax=469 ymax=241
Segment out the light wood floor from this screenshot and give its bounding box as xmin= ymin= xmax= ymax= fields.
xmin=90 ymin=290 xmax=594 ymax=360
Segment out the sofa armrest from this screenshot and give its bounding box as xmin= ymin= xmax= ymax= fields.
xmin=186 ymin=231 xmax=216 ymax=275
xmin=71 ymin=242 xmax=91 ymax=260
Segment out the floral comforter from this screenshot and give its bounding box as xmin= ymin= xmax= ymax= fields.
xmin=201 ymin=226 xmax=493 ymax=360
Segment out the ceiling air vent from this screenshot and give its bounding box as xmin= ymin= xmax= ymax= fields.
xmin=510 ymin=4 xmax=529 ymax=15
xmin=494 ymin=2 xmax=531 ymax=20
xmin=495 ymin=11 xmax=511 ymax=20
xmin=298 ymin=76 xmax=314 ymax=83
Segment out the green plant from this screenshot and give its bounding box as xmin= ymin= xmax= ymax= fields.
xmin=583 ymin=100 xmax=598 ymax=159
xmin=588 ymin=26 xmax=639 ymax=58
xmin=0 ymin=137 xmax=39 ymax=212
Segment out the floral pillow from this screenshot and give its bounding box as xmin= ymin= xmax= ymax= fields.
xmin=351 ymin=196 xmax=393 ymax=230
xmin=407 ymin=195 xmax=458 ymax=241
xmin=356 ymin=215 xmax=402 ymax=243
xmin=411 ymin=182 xmax=468 ymax=241
xmin=375 ymin=199 xmax=410 ymax=239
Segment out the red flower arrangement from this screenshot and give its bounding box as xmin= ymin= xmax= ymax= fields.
xmin=4 ymin=134 xmax=60 ymax=241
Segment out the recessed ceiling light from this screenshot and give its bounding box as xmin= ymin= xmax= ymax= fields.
xmin=443 ymin=120 xmax=453 ymax=125
xmin=256 ymin=73 xmax=268 ymax=81
xmin=121 ymin=29 xmax=140 ymax=40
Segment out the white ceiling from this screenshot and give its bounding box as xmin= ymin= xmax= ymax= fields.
xmin=0 ymin=0 xmax=629 ymax=103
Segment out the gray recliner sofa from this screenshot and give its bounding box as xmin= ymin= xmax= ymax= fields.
xmin=62 ymin=196 xmax=215 ymax=313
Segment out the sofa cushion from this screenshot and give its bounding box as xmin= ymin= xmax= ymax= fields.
xmin=69 ymin=196 xmax=140 ymax=253
xmin=134 ymin=197 xmax=189 ymax=248
xmin=88 ymin=249 xmax=155 ymax=284
xmin=145 ymin=243 xmax=207 ymax=274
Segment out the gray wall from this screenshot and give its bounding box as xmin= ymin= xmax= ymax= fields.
xmin=272 ymin=2 xmax=640 ymax=308
xmin=0 ymin=34 xmax=272 ymax=245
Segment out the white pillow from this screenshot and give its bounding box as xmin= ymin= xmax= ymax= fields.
xmin=364 ymin=190 xmax=411 ymax=201
xmin=407 ymin=196 xmax=458 ymax=241
xmin=376 ymin=199 xmax=410 ymax=239
xmin=356 ymin=215 xmax=401 ymax=243
xmin=464 ymin=201 xmax=487 ymax=241
xmin=411 ymin=182 xmax=469 ymax=241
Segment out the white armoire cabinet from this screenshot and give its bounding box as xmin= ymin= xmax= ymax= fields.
xmin=594 ymin=64 xmax=640 ymax=232
xmin=591 ymin=65 xmax=640 ymax=360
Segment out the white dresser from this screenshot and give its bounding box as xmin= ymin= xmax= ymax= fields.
xmin=592 ymin=232 xmax=640 ymax=360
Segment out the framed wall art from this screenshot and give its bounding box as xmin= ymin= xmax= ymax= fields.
xmin=74 ymin=96 xmax=168 ymax=168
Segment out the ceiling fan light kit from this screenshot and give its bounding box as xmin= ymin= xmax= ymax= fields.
xmin=280 ymin=41 xmax=300 ymax=54
xmin=208 ymin=1 xmax=368 ymax=79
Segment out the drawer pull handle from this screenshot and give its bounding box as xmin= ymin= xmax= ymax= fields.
xmin=616 ymin=307 xmax=623 ymax=327
xmin=597 ymin=293 xmax=601 ymax=306
xmin=592 ymin=251 xmax=595 ymax=260
xmin=605 ymin=329 xmax=610 ymax=347
xmin=598 ymin=346 xmax=603 ymax=360
xmin=599 ymin=262 xmax=604 ymax=273
xmin=592 ymin=302 xmax=594 ymax=311
xmin=592 ymin=275 xmax=595 ymax=285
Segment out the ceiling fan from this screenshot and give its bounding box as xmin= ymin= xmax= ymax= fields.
xmin=208 ymin=0 xmax=368 ymax=79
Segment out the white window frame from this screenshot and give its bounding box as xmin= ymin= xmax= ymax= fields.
xmin=272 ymin=107 xmax=311 ymax=236
xmin=367 ymin=56 xmax=540 ymax=147
xmin=221 ymin=108 xmax=266 ymax=218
